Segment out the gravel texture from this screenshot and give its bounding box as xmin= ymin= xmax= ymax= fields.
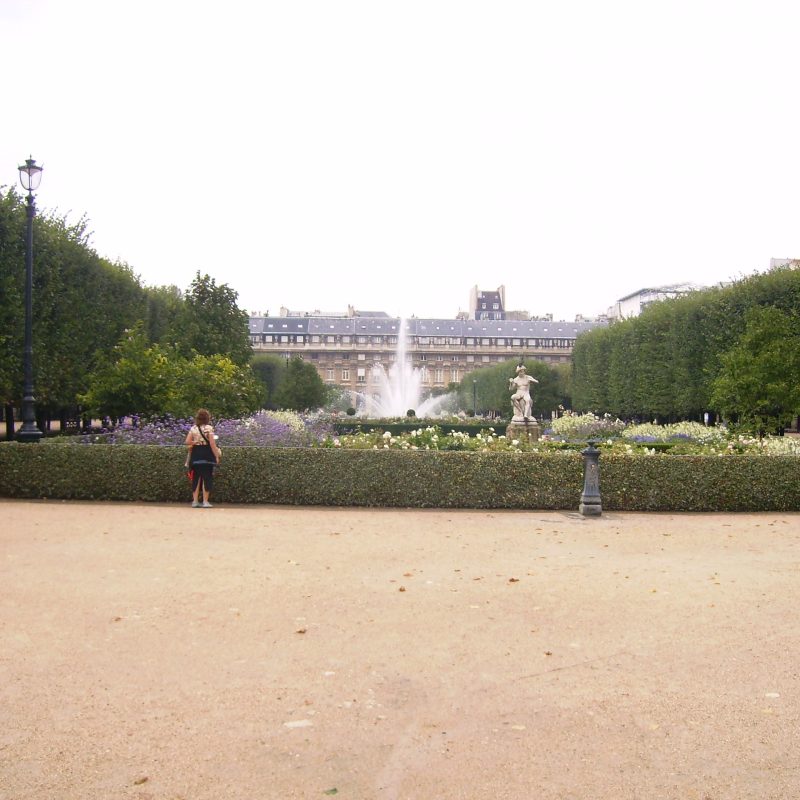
xmin=1 ymin=500 xmax=799 ymax=799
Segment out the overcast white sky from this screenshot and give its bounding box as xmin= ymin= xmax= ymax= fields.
xmin=3 ymin=0 xmax=798 ymax=321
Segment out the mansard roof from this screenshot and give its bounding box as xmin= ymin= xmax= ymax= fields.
xmin=249 ymin=316 xmax=604 ymax=337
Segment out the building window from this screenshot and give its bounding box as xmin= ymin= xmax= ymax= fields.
xmin=482 ymin=355 xmax=490 ymax=362
xmin=466 ymin=355 xmax=474 ymax=362
xmin=312 ymin=336 xmax=320 ymax=343
xmin=435 ymin=369 xmax=444 ymax=383
xmin=496 ymin=338 xmax=505 ymax=346
xmin=342 ymin=336 xmax=351 ymax=344
xmin=435 ymin=354 xmax=443 ymax=361
xmin=419 ymin=354 xmax=427 ymax=361
xmin=356 ymin=368 xmax=366 ymax=383
xmin=326 ymin=336 xmax=335 ymax=343
xmin=357 ymin=353 xmax=366 ymax=361
xmin=451 ymin=368 xmax=459 ymax=382
xmin=341 ymin=369 xmax=350 ymax=381
xmin=358 ymin=336 xmax=368 ymax=344
xmin=466 ymin=338 xmax=475 ymax=345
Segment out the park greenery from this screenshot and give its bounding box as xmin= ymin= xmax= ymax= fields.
xmin=1 ymin=432 xmax=798 ymax=510
xmin=571 ymin=264 xmax=800 ymax=433
xmin=64 ymin=409 xmax=800 ymax=457
xmin=2 ymin=184 xmax=799 ymax=449
xmin=2 ymin=184 xmax=799 ymax=513
xmin=0 ymin=188 xmax=328 ymax=430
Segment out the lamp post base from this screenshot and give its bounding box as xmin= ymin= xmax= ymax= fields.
xmin=16 ymin=423 xmax=43 ymax=443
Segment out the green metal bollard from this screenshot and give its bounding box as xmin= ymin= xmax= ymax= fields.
xmin=579 ymin=440 xmax=602 ymax=517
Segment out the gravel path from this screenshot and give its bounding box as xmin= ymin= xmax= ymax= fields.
xmin=2 ymin=500 xmax=799 ymax=799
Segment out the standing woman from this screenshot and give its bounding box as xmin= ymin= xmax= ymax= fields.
xmin=185 ymin=408 xmax=222 ymax=508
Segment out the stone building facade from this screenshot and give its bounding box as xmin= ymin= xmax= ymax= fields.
xmin=248 ymin=314 xmax=604 ymax=395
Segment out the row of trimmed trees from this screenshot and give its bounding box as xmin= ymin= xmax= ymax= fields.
xmin=571 ymin=265 xmax=800 ymax=431
xmin=0 ymin=188 xmax=327 ymax=432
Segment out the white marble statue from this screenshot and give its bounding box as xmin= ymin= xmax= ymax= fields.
xmin=509 ymin=365 xmax=538 ymax=421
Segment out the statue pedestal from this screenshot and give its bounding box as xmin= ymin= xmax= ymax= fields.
xmin=506 ymin=419 xmax=540 ymax=443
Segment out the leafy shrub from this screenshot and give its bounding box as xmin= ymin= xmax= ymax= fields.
xmin=1 ymin=443 xmax=798 ymax=511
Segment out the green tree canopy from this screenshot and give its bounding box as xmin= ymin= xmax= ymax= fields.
xmin=79 ymin=323 xmax=175 ymax=419
xmin=80 ymin=324 xmax=265 ymax=421
xmin=456 ymin=359 xmax=565 ymax=418
xmin=175 ymin=353 xmax=264 ymax=419
xmin=710 ymin=306 xmax=800 ymax=433
xmin=272 ymin=356 xmax=327 ymax=411
xmin=170 ymin=272 xmax=251 ymax=365
xmin=250 ymin=353 xmax=288 ymax=409
xmin=570 ymin=265 xmax=800 ymax=424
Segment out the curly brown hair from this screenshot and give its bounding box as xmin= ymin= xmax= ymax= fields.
xmin=194 ymin=408 xmax=211 ymax=426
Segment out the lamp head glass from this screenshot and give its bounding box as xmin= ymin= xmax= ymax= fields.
xmin=18 ymin=157 xmax=43 ymax=193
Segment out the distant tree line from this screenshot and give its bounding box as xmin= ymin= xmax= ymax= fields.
xmin=453 ymin=359 xmax=571 ymax=419
xmin=0 ymin=188 xmax=326 ymax=434
xmin=570 ymin=265 xmax=800 ymax=432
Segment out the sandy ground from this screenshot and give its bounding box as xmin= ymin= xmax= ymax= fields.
xmin=1 ymin=501 xmax=799 ymax=800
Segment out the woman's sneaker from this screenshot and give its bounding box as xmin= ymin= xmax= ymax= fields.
xmin=202 ymin=501 xmax=213 ymax=508
xmin=192 ymin=500 xmax=201 ymax=508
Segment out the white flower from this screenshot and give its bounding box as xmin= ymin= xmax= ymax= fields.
xmin=512 ymin=439 xmax=520 ymax=446
xmin=382 ymin=431 xmax=392 ymax=439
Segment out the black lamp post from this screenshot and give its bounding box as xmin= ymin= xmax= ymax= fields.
xmin=16 ymin=157 xmax=44 ymax=443
xmin=472 ymin=379 xmax=477 ymax=417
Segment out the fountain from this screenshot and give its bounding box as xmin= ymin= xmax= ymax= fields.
xmin=356 ymin=319 xmax=454 ymax=418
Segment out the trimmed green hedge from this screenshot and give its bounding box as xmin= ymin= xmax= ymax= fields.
xmin=0 ymin=443 xmax=798 ymax=511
